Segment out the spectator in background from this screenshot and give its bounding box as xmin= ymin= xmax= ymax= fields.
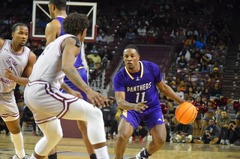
xmin=176 ymin=87 xmax=185 ymax=100
xmin=199 ymin=99 xmax=216 ymax=139
xmin=137 ymin=25 xmax=147 ymax=37
xmin=188 ymin=58 xmax=199 ymax=72
xmin=194 ymin=38 xmax=205 ymax=50
xmin=178 ymin=46 xmax=191 ymax=62
xmin=103 ymin=32 xmax=114 ymax=43
xmin=184 ymin=35 xmax=195 ymax=48
xmin=227 ymin=121 xmax=240 ymax=145
xmin=209 ymin=82 xmax=222 ymax=98
xmin=177 ymin=55 xmax=188 ymax=69
xmin=172 ymin=123 xmax=193 ymax=143
xmin=125 ymin=28 xmax=136 ymax=40
xmin=217 ymin=110 xmax=231 ymax=145
xmin=194 ymin=119 xmax=220 ymax=144
xmin=87 ymin=50 xmax=102 ymax=70
xmin=96 ymin=33 xmax=105 ymax=43
xmin=209 ymin=67 xmax=221 ymax=80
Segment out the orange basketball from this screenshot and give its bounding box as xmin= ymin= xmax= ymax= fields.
xmin=175 ymin=101 xmax=198 ymax=124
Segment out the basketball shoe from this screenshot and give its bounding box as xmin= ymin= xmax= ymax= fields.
xmin=136 ymin=148 xmax=150 ymax=159
xmin=12 ymin=155 xmax=29 ymax=159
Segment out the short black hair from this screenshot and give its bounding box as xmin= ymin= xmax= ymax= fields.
xmin=11 ymin=23 xmax=28 ymax=33
xmin=63 ymin=12 xmax=89 ymax=35
xmin=124 ymin=44 xmax=140 ymax=54
xmin=49 ymin=0 xmax=66 ymax=10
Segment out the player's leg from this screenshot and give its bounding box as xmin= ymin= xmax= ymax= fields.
xmin=136 ymin=108 xmax=166 ymax=159
xmin=77 ymin=120 xmax=96 ymax=159
xmin=5 ymin=118 xmax=27 ymax=159
xmin=145 ymin=124 xmax=166 ymax=156
xmin=30 ymin=119 xmax=63 ymax=159
xmin=63 ymin=99 xmax=109 ymax=159
xmin=47 ymin=148 xmax=57 ymax=159
xmin=1 ymin=91 xmax=27 ymax=159
xmin=114 ymin=118 xmax=134 ymax=159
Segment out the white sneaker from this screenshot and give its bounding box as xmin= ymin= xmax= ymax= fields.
xmin=136 ymin=148 xmax=149 ymax=159
xmin=12 ymin=155 xmax=29 ymax=159
xmin=226 ymin=140 xmax=230 ymax=145
xmin=220 ymin=139 xmax=225 ymax=145
xmin=172 ymin=137 xmax=179 ymax=143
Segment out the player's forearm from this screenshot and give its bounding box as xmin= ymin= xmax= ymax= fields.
xmin=117 ymin=100 xmax=136 ymax=110
xmin=61 ymin=82 xmax=72 ymax=94
xmin=13 ymin=77 xmax=29 ymax=86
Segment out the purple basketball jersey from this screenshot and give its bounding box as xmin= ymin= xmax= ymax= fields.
xmin=113 ymin=60 xmax=165 ymax=129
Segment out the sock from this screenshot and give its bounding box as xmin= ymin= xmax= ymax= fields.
xmin=90 ymin=153 xmax=97 ymax=159
xmin=11 ymin=132 xmax=25 ymax=158
xmin=48 ymin=152 xmax=57 ymax=159
xmin=94 ymin=146 xmax=109 ymax=159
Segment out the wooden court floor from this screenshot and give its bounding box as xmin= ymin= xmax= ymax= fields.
xmin=0 ymin=132 xmax=240 ymax=159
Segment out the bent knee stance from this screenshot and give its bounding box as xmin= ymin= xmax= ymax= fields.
xmin=35 ymin=120 xmax=63 ymax=156
xmin=86 ymin=108 xmax=106 ymax=144
xmin=152 ymin=135 xmax=166 ymax=148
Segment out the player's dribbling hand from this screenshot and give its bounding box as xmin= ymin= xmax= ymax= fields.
xmin=133 ymin=101 xmax=148 ymax=113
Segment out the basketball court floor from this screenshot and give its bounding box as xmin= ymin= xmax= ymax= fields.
xmin=0 ymin=132 xmax=239 ymax=159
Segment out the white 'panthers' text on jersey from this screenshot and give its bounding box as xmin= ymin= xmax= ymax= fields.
xmin=0 ymin=40 xmax=30 ymax=92
xmin=29 ymin=34 xmax=75 ymax=89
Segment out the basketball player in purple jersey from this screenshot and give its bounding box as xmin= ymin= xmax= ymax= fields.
xmin=45 ymin=1 xmax=95 ymax=159
xmin=0 ymin=23 xmax=37 ymax=159
xmin=113 ymin=44 xmax=184 ymax=159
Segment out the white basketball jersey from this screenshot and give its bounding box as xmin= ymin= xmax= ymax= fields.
xmin=29 ymin=34 xmax=75 ymax=89
xmin=0 ymin=40 xmax=30 ymax=92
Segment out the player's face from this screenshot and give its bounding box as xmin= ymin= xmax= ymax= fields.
xmin=12 ymin=26 xmax=28 ymax=47
xmin=123 ymin=48 xmax=140 ymax=71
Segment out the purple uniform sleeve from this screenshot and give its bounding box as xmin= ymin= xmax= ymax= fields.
xmin=113 ymin=70 xmax=125 ymax=92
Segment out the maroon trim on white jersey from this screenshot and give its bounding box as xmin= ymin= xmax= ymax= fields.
xmin=28 ymin=80 xmax=79 ymax=124
xmin=1 ymin=113 xmax=19 ymax=118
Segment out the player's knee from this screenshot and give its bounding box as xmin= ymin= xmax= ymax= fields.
xmin=116 ymin=132 xmax=130 ymax=141
xmin=54 ymin=128 xmax=63 ymax=141
xmin=5 ymin=122 xmax=21 ymax=134
xmin=89 ymin=108 xmax=103 ymax=120
xmin=47 ymin=127 xmax=63 ymax=142
xmin=153 ymin=134 xmax=166 ymax=147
